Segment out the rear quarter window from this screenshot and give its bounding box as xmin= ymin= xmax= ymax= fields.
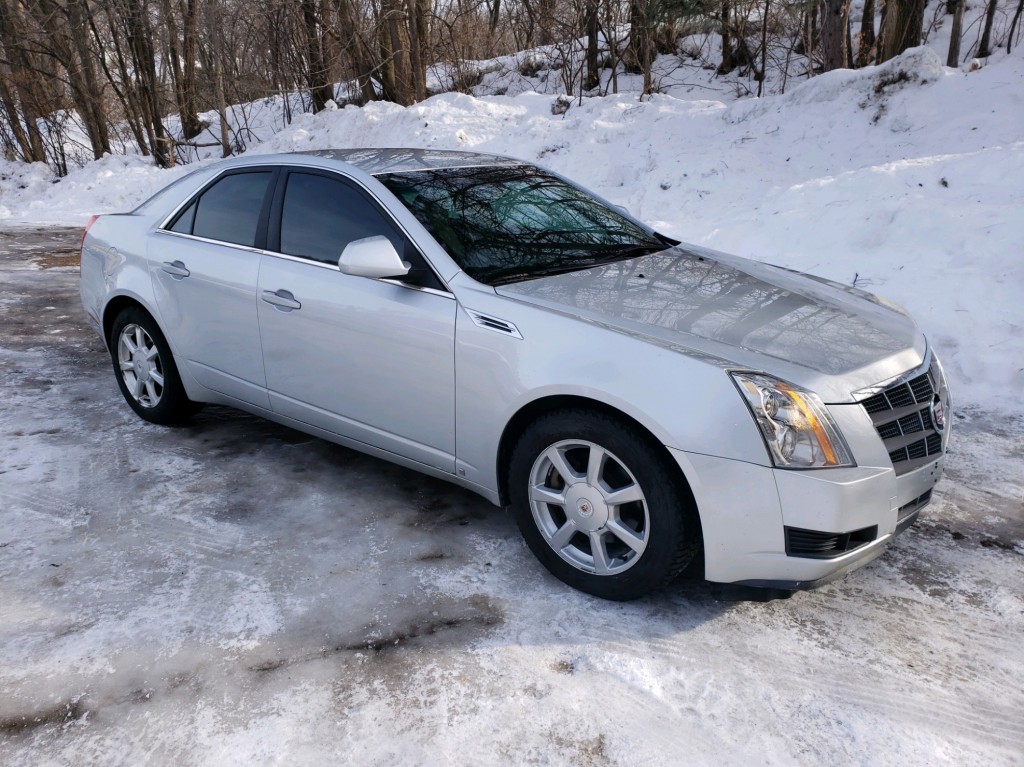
xmin=170 ymin=171 xmax=273 ymax=247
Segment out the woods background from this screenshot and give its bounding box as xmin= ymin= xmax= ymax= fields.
xmin=1 ymin=0 xmax=1022 ymax=173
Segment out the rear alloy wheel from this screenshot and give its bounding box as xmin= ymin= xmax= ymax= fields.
xmin=510 ymin=410 xmax=700 ymax=600
xmin=110 ymin=307 xmax=202 ymax=424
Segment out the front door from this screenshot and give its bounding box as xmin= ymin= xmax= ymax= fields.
xmin=256 ymin=169 xmax=456 ymax=471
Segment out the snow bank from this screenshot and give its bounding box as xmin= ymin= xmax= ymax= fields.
xmin=0 ymin=47 xmax=1021 ymax=413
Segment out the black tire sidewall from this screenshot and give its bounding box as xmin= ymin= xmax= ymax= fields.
xmin=110 ymin=307 xmax=198 ymax=424
xmin=509 ymin=409 xmax=698 ymax=601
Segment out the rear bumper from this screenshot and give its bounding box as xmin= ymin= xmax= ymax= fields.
xmin=671 ymin=448 xmax=943 ymax=589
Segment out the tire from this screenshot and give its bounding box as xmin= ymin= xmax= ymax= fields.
xmin=109 ymin=306 xmax=203 ymax=425
xmin=509 ymin=409 xmax=701 ymax=601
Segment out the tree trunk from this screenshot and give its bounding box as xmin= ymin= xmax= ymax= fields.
xmin=719 ymin=0 xmax=734 ymax=73
xmin=536 ymin=0 xmax=555 ymax=45
xmin=99 ymin=0 xmax=151 ymax=156
xmin=1009 ymin=0 xmax=1023 ymax=54
xmin=162 ymin=0 xmax=202 ymax=138
xmin=875 ymin=0 xmax=886 ymax=62
xmin=878 ymin=0 xmax=925 ymax=61
xmin=408 ymin=0 xmax=429 ymax=101
xmin=0 ymin=72 xmax=33 ymax=161
xmin=625 ymin=0 xmax=654 ymax=87
xmin=488 ymin=0 xmax=501 ymax=35
xmin=31 ymin=0 xmax=112 ymax=158
xmin=584 ymin=0 xmax=600 ymax=90
xmin=821 ymin=0 xmax=850 ymax=71
xmin=0 ymin=0 xmax=47 ymax=161
xmin=946 ymin=0 xmax=964 ymax=65
xmin=302 ymin=0 xmax=333 ymax=112
xmin=856 ymin=0 xmax=875 ymax=67
xmin=978 ymin=0 xmax=999 ymax=57
xmin=336 ymin=0 xmax=378 ymax=102
xmin=758 ymin=0 xmax=770 ymax=95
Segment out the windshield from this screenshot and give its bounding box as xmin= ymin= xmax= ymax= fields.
xmin=377 ymin=165 xmax=667 ymax=285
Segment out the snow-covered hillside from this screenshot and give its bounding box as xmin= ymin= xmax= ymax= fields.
xmin=1 ymin=46 xmax=1022 ymax=416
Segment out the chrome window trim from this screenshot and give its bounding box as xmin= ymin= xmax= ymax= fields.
xmin=273 ymin=165 xmax=452 ymax=294
xmin=153 ymin=162 xmax=455 ymax=295
xmin=155 ymin=164 xmax=279 ymax=233
xmin=153 ymin=230 xmax=454 ymax=299
xmin=258 ymin=250 xmax=455 ymax=300
xmin=152 ymin=228 xmax=265 ymax=255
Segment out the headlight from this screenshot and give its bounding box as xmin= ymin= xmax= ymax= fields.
xmin=731 ymin=372 xmax=854 ymax=469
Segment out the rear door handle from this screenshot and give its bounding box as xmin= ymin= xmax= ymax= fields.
xmin=262 ymin=289 xmax=301 ymax=311
xmin=161 ymin=260 xmax=190 ymax=278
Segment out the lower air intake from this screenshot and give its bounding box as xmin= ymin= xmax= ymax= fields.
xmin=785 ymin=525 xmax=878 ymax=559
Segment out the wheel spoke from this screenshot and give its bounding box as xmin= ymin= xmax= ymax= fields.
xmin=603 ymin=483 xmax=644 ymax=507
xmin=149 ymin=369 xmax=164 ymax=387
xmin=122 ymin=335 xmax=137 ymax=355
xmin=586 ymin=445 xmax=607 ymax=487
xmin=589 ymin=531 xmax=611 ymax=574
xmin=131 ymin=375 xmax=144 ymax=399
xmin=530 ymin=484 xmax=566 ymax=507
xmin=549 ymin=521 xmax=577 ymax=550
xmin=119 ymin=360 xmax=134 ymax=372
xmin=606 ymin=520 xmax=647 ymax=555
xmin=145 ymin=345 xmax=159 ymax=361
xmin=144 ymin=380 xmax=158 ymax=403
xmin=543 ymin=445 xmax=580 ymax=485
xmin=134 ymin=327 xmax=146 ymax=351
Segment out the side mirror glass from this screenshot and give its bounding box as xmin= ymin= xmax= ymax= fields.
xmin=338 ymin=236 xmax=410 ymax=279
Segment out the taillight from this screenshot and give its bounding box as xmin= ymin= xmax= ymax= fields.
xmin=81 ymin=214 xmax=99 ymax=250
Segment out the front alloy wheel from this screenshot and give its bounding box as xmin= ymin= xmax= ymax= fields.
xmin=510 ymin=409 xmax=700 ymax=600
xmin=529 ymin=439 xmax=650 ymax=575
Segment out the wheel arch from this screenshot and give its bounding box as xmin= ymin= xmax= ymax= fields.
xmin=102 ymin=294 xmax=158 ymax=349
xmin=495 ymin=395 xmax=702 ymax=533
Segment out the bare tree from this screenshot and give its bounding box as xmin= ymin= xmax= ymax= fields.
xmin=1009 ymin=0 xmax=1023 ymax=53
xmin=856 ymin=0 xmax=876 ymax=66
xmin=877 ymin=0 xmax=925 ymax=61
xmin=820 ymin=0 xmax=850 ymax=70
xmin=977 ymin=0 xmax=999 ymax=57
xmin=946 ymin=0 xmax=965 ymax=65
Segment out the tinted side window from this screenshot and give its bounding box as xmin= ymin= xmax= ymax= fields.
xmin=280 ymin=172 xmax=406 ymax=265
xmin=170 ymin=201 xmax=196 ymax=234
xmin=190 ymin=171 xmax=272 ymax=247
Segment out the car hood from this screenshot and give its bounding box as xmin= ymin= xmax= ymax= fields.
xmin=494 ymin=244 xmax=927 ymax=403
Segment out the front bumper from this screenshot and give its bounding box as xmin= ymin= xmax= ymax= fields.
xmin=671 ymin=447 xmax=944 ymax=589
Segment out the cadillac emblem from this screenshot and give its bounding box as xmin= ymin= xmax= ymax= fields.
xmin=931 ymin=397 xmax=945 ymax=431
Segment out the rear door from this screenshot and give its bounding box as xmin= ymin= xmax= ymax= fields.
xmin=256 ymin=169 xmax=457 ymax=471
xmin=150 ymin=168 xmax=276 ymax=408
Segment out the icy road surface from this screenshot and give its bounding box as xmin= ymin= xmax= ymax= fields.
xmin=1 ymin=228 xmax=1021 ymax=765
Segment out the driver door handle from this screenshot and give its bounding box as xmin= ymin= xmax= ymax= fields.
xmin=262 ymin=289 xmax=302 ymax=311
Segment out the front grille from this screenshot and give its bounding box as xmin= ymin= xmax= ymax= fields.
xmin=786 ymin=525 xmax=878 ymax=559
xmin=859 ymin=359 xmax=946 ymax=476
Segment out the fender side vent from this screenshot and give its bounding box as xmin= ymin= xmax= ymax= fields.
xmin=465 ymin=309 xmax=523 ymax=339
xmin=785 ymin=525 xmax=878 ymax=559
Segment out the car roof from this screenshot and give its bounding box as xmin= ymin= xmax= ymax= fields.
xmin=293 ymin=148 xmax=522 ymax=175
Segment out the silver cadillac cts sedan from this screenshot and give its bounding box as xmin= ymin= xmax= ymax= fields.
xmin=80 ymin=148 xmax=951 ymax=600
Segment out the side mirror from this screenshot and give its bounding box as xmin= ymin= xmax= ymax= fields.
xmin=338 ymin=236 xmax=410 ymax=279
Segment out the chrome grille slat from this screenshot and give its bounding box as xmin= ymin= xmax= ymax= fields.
xmin=859 ymin=357 xmax=947 ymax=477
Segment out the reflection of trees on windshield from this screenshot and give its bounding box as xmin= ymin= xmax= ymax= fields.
xmin=378 ymin=166 xmax=665 ymax=285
